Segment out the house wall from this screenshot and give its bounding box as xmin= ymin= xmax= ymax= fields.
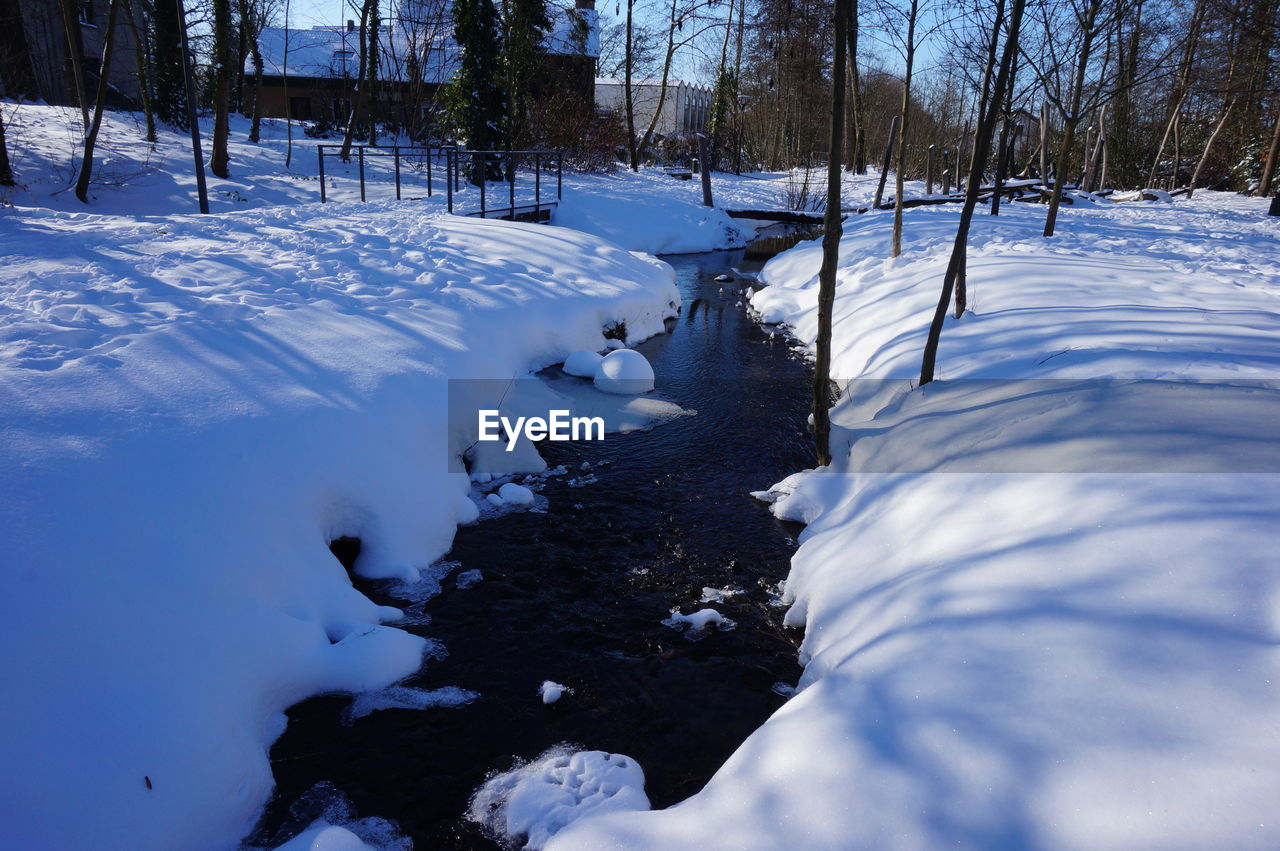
xmin=594 ymin=80 xmax=712 ymax=138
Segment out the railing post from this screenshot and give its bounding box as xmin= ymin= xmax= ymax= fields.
xmin=358 ymin=147 xmax=366 ymax=203
xmin=477 ymin=151 xmax=486 ymax=216
xmin=427 ymin=147 xmax=433 ymax=197
xmin=534 ymin=153 xmax=541 ymax=221
xmin=926 ymin=144 xmax=936 ymax=195
xmin=318 ymin=146 xmax=326 ymax=203
xmin=446 ymin=148 xmax=453 ymax=213
xmin=394 ymin=146 xmax=402 ymax=200
xmin=557 ymin=153 xmax=563 ymax=200
xmin=508 ymin=152 xmax=516 ymax=220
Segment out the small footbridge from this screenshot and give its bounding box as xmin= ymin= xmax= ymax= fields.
xmin=316 ymin=145 xmax=563 ymax=223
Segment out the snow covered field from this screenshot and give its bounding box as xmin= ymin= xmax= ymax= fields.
xmin=0 ymin=197 xmax=677 ymax=849
xmin=547 ymin=196 xmax=1280 ymax=849
xmin=1 ymin=102 xmax=881 ymax=253
xmin=8 ymin=98 xmax=1280 ymax=850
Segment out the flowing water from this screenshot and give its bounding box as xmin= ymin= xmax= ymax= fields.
xmin=253 ymin=248 xmax=816 ymax=849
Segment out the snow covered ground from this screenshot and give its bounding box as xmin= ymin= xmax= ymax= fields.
xmin=548 ymin=196 xmax=1280 ymax=849
xmin=1 ymin=102 xmax=885 ymax=253
xmin=0 ymin=195 xmax=678 ymax=848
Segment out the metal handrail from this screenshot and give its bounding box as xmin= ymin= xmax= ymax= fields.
xmin=317 ymin=144 xmax=457 ymax=203
xmin=317 ymin=144 xmax=563 ymax=223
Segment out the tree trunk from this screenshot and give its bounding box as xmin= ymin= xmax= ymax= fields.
xmin=123 ymin=0 xmax=157 ymax=143
xmin=1044 ymin=0 xmax=1102 ymax=238
xmin=340 ymin=0 xmax=374 ymax=161
xmin=873 ymin=115 xmax=898 ymax=209
xmin=919 ymin=0 xmax=1025 ymax=385
xmin=637 ymin=0 xmax=679 ymax=162
xmin=58 ymin=0 xmax=90 ymax=131
xmin=75 ymin=0 xmax=122 ymax=202
xmin=625 ymin=0 xmax=638 ymax=170
xmin=248 ymin=33 xmax=264 ymax=142
xmin=952 ymin=0 xmax=1003 ymax=313
xmin=0 ymin=106 xmax=14 ymax=186
xmin=210 ymin=0 xmax=233 ymax=178
xmin=847 ymin=0 xmax=865 ymax=173
xmin=891 ymin=0 xmax=919 ymax=257
xmin=1187 ymin=98 xmax=1235 ymax=197
xmin=1256 ymin=97 xmax=1280 ymax=195
xmin=813 ymin=0 xmax=850 ymax=466
xmin=1147 ymin=0 xmax=1204 ymax=188
xmin=991 ymin=52 xmax=1018 ymax=215
xmin=284 ymin=0 xmax=293 ymax=167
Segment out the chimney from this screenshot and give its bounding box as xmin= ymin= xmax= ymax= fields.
xmin=347 ymin=19 xmax=355 ymax=32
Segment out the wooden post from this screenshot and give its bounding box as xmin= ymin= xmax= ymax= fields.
xmin=697 ymin=133 xmax=714 ymax=207
xmin=942 ymin=148 xmax=951 ymax=194
xmin=926 ymin=144 xmax=936 ymax=195
xmin=873 ymin=115 xmax=899 ymax=209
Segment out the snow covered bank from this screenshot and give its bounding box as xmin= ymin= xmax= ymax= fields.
xmin=548 ymin=196 xmax=1280 ymax=849
xmin=555 ymin=166 xmax=890 ymax=255
xmin=0 ymin=201 xmax=677 ymax=849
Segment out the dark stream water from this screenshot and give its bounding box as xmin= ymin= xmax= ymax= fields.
xmin=253 ymin=249 xmax=816 ymax=849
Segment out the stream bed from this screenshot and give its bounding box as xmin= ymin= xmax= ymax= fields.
xmin=253 ymin=249 xmax=816 ymax=849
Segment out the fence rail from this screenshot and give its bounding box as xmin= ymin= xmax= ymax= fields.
xmin=317 ymin=144 xmax=563 ymax=222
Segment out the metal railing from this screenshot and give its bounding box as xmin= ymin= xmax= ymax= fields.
xmin=317 ymin=144 xmax=455 ymax=203
xmin=317 ymin=145 xmax=563 ymax=223
xmin=444 ymin=149 xmax=563 ymax=220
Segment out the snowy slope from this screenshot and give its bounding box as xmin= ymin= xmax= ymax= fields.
xmin=548 ymin=196 xmax=1280 ymax=849
xmin=1 ymin=103 xmax=892 ymax=253
xmin=0 ymin=201 xmax=677 ymax=850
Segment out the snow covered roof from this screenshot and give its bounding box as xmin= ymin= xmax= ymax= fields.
xmin=595 ymin=77 xmax=711 ymax=91
xmin=250 ymin=6 xmax=597 ymax=82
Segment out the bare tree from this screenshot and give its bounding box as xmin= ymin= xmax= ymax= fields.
xmin=813 ymin=0 xmax=851 ymax=465
xmin=75 ymin=0 xmax=124 ymax=202
xmin=919 ymin=0 xmax=1027 ymax=385
xmin=123 ymin=0 xmax=158 ymax=143
xmin=58 ymin=0 xmax=90 ymax=131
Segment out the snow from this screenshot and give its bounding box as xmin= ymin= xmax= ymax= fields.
xmin=562 ymin=349 xmax=604 ymax=377
xmin=0 ymin=185 xmax=678 ymax=846
xmin=498 ymin=482 xmax=538 ymax=506
xmin=548 ymin=194 xmax=1280 ymax=849
xmin=661 ymin=608 xmax=735 ymax=634
xmin=275 ymin=824 xmax=376 ymax=851
xmin=456 ymin=568 xmax=484 ymax=589
xmin=539 ymin=680 xmax=570 ymax=704
xmin=343 ymin=685 xmax=479 ymax=723
xmin=593 ymin=349 xmax=656 ymax=395
xmin=469 ymin=748 xmax=649 ymax=849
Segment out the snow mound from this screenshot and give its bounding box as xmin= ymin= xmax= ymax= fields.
xmin=275 ymin=823 xmax=376 ymax=851
xmin=540 ymin=680 xmax=571 ymax=704
xmin=0 ymin=201 xmax=679 ymax=849
xmin=498 ymin=482 xmax=537 ymax=506
xmin=563 ymin=350 xmax=604 ymax=378
xmin=593 ymin=350 xmax=655 ymax=395
xmin=662 ymin=608 xmax=735 ymax=634
xmin=470 ymin=748 xmax=649 ymax=849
